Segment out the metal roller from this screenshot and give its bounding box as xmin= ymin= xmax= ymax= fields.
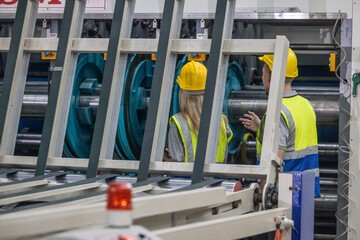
xmin=18 ymin=89 xmax=339 ymax=127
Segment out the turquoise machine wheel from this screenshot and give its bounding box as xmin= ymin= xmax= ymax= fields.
xmin=224 ymin=61 xmax=246 ymax=154
xmin=115 ymin=55 xmax=152 ymax=159
xmin=64 ymin=54 xmax=105 ymax=158
xmin=115 ymin=55 xmax=188 ymax=160
xmin=171 ymin=55 xmax=188 ymax=116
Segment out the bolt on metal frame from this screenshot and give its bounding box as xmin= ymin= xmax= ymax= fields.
xmin=0 ymin=0 xmax=288 ymax=187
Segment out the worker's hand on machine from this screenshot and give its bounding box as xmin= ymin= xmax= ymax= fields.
xmin=239 ymin=111 xmax=260 ymax=132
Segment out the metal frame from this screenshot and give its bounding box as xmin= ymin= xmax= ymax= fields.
xmin=0 ymin=187 xmax=228 ymax=239
xmin=0 ymin=0 xmax=289 ymax=207
xmin=0 ymin=1 xmax=288 ymax=182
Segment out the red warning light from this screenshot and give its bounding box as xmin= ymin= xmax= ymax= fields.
xmin=107 ymin=182 xmax=132 ymax=210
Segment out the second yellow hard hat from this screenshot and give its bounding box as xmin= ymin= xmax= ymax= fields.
xmin=176 ymin=61 xmax=207 ymax=92
xmin=259 ymin=48 xmax=298 ymax=78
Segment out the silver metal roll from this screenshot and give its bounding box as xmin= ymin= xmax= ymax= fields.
xmin=228 ymin=91 xmax=339 ymax=127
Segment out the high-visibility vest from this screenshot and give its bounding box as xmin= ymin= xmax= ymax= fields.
xmin=169 ymin=114 xmax=233 ymax=163
xmin=256 ymin=94 xmax=320 ymax=197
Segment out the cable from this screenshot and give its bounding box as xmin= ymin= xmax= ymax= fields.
xmin=274 ymin=229 xmax=279 ymax=240
xmin=332 ymin=11 xmax=358 ymax=240
xmin=279 ymin=230 xmax=283 ymax=240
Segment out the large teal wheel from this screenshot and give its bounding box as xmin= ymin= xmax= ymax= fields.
xmin=64 ymin=54 xmax=105 ymax=158
xmin=115 ymin=55 xmax=188 ymax=159
xmin=115 ymin=55 xmax=153 ymax=159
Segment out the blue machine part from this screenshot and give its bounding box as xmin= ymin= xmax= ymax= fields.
xmin=291 ymin=171 xmax=315 ymax=240
xmin=64 ymin=54 xmax=105 ymax=158
xmin=224 ymin=62 xmax=246 ymax=154
xmin=18 ymin=119 xmax=44 ymax=133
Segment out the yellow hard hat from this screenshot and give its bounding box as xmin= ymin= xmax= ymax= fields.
xmin=176 ymin=61 xmax=207 ymax=93
xmin=258 ymin=48 xmax=298 ymax=78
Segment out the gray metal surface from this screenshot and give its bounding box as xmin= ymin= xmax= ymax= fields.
xmin=336 ymin=19 xmax=352 ymax=240
xmin=87 ymin=0 xmax=136 ymax=178
xmin=337 ymin=95 xmax=350 ymax=239
xmin=138 ymin=0 xmax=185 ymax=182
xmin=12 ymin=90 xmax=340 ymax=127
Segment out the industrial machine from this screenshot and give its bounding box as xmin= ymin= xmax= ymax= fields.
xmin=0 ymin=0 xmax=359 ymax=239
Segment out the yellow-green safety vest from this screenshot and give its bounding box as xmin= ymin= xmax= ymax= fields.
xmin=256 ymin=93 xmax=320 ymax=197
xmin=169 ymin=114 xmax=233 ymax=163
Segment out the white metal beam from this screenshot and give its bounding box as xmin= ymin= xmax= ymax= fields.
xmin=0 ymin=156 xmax=270 ymax=179
xmin=0 ymin=38 xmax=10 ymax=52
xmin=1 ymin=38 xmax=279 ymax=55
xmin=153 ymin=207 xmax=291 ymax=240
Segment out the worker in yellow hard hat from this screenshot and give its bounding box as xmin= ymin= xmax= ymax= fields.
xmin=239 ymin=49 xmax=320 ymax=197
xmin=163 ymin=61 xmax=233 ymax=163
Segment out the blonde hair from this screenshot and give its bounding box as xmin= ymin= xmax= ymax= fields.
xmin=179 ymin=89 xmax=228 ymax=136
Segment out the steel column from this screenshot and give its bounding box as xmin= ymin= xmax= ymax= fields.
xmin=192 ymin=0 xmax=236 ymax=184
xmin=87 ymin=0 xmax=136 ymax=178
xmin=36 ymin=0 xmax=86 ymax=176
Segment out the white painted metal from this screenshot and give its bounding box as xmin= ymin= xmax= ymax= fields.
xmin=348 ymin=0 xmax=360 ymax=238
xmin=0 ymin=38 xmax=279 ymax=55
xmin=171 ymin=39 xmax=211 ymax=54
xmin=0 ymin=38 xmax=10 ymax=52
xmin=0 ymin=0 xmax=39 ymax=156
xmin=0 ymin=182 xmax=100 ymax=206
xmin=278 ymin=173 xmax=293 ymax=240
xmin=173 ymin=186 xmax=256 ymax=226
xmin=153 ymin=207 xmax=291 ymax=240
xmin=0 ymin=156 xmax=273 ymax=179
xmin=0 ymin=179 xmax=49 ymax=194
xmin=120 ymin=38 xmax=158 ymax=53
xmin=132 ymin=187 xmax=226 ymax=219
xmin=24 ymin=37 xmax=58 ymax=52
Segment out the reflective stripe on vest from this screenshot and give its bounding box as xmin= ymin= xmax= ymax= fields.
xmin=256 ymin=95 xmax=320 ymax=196
xmin=169 ymin=114 xmax=232 ymax=163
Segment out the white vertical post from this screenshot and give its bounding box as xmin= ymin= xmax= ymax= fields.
xmin=259 ymin=36 xmax=289 ymax=185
